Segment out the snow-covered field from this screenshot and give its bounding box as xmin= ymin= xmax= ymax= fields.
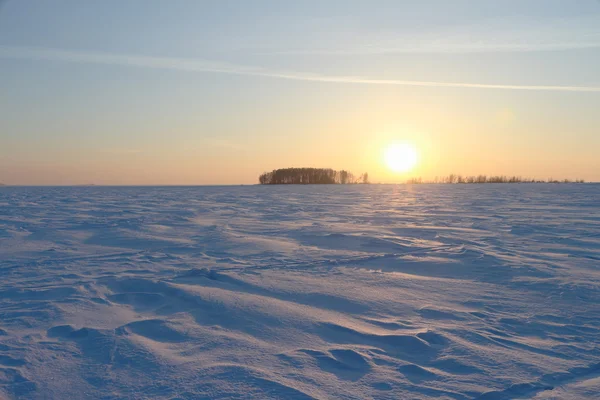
xmin=0 ymin=184 xmax=599 ymax=399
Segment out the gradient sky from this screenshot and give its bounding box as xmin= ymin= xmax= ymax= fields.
xmin=1 ymin=0 xmax=599 ymax=184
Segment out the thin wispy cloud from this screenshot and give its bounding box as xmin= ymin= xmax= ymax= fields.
xmin=270 ymin=31 xmax=600 ymax=56
xmin=1 ymin=45 xmax=599 ymax=93
xmin=270 ymin=41 xmax=600 ymax=55
xmin=254 ymin=14 xmax=600 ymax=56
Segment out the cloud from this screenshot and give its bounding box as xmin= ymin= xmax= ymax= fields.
xmin=265 ymin=15 xmax=600 ymax=55
xmin=1 ymin=45 xmax=599 ymax=92
xmin=269 ymin=41 xmax=600 ymax=56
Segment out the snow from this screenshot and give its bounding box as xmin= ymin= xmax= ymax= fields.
xmin=0 ymin=184 xmax=599 ymax=399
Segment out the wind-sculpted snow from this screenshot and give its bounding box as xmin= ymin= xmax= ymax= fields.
xmin=0 ymin=184 xmax=599 ymax=399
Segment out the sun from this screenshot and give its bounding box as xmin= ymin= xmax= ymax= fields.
xmin=384 ymin=143 xmax=418 ymax=173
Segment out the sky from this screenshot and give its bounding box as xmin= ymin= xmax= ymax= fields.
xmin=1 ymin=0 xmax=599 ymax=185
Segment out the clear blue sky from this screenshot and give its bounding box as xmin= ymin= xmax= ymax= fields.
xmin=1 ymin=0 xmax=599 ymax=184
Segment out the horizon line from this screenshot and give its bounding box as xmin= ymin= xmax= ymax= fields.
xmin=2 ymin=182 xmax=598 ymax=187
xmin=1 ymin=45 xmax=600 ymax=93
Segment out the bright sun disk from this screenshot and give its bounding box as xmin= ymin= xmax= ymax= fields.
xmin=384 ymin=143 xmax=418 ymax=173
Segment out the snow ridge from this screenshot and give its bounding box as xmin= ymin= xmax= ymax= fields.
xmin=0 ymin=184 xmax=599 ymax=399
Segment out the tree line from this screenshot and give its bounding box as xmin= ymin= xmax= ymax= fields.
xmin=259 ymin=168 xmax=369 ymax=184
xmin=406 ymin=175 xmax=585 ymax=184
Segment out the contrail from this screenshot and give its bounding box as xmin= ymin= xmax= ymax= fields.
xmin=266 ymin=41 xmax=600 ymax=56
xmin=1 ymin=45 xmax=599 ymax=93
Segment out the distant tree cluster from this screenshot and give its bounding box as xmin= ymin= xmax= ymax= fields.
xmin=406 ymin=175 xmax=585 ymax=184
xmin=259 ymin=168 xmax=369 ymax=184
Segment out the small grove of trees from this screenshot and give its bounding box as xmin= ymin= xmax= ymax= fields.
xmin=407 ymin=175 xmax=585 ymax=184
xmin=259 ymin=168 xmax=370 ymax=184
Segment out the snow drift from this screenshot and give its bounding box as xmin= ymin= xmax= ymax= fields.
xmin=0 ymin=184 xmax=599 ymax=399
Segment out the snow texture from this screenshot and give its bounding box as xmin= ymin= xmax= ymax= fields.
xmin=0 ymin=184 xmax=599 ymax=399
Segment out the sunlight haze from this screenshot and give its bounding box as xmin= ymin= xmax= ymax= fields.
xmin=1 ymin=0 xmax=599 ymax=184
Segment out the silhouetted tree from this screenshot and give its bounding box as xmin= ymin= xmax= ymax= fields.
xmin=404 ymin=175 xmax=585 ymax=184
xmin=259 ymin=168 xmax=367 ymax=185
xmin=339 ymin=170 xmax=349 ymax=184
